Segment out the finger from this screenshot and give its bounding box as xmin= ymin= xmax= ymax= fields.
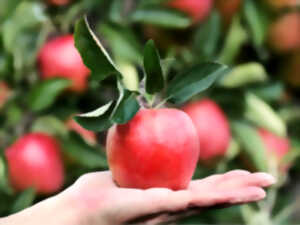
xmin=220 ymin=172 xmax=276 ymax=189
xmin=74 ymin=171 xmax=116 ymax=188
xmin=190 ymin=186 xmax=266 ymax=207
xmin=119 ymin=188 xmax=191 ymax=222
xmin=188 ymin=170 xmax=250 ymax=190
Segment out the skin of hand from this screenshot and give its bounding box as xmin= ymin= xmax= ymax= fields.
xmin=0 ymin=170 xmax=276 ymax=225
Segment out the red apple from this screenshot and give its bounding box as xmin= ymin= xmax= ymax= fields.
xmin=47 ymin=0 xmax=71 ymax=6
xmin=38 ymin=35 xmax=90 ymax=93
xmin=106 ymin=108 xmax=199 ymax=190
xmin=216 ymin=0 xmax=241 ymax=27
xmin=182 ymin=99 xmax=231 ymax=162
xmin=258 ymin=128 xmax=290 ymax=167
xmin=268 ymin=12 xmax=300 ymax=53
xmin=167 ymin=0 xmax=214 ymax=23
xmin=5 ymin=133 xmax=65 ymax=194
xmin=265 ymin=0 xmax=299 ymax=10
xmin=0 ymin=82 xmax=11 ymax=109
xmin=66 ymin=118 xmax=97 ymax=145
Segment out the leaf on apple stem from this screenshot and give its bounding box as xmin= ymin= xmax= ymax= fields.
xmin=143 ymin=40 xmax=164 ymax=94
xmin=111 ymin=86 xmax=140 ymax=124
xmin=166 ymin=62 xmax=230 ymax=104
xmin=74 ymin=16 xmax=121 ymax=82
xmin=28 ymin=78 xmax=71 ymax=112
xmin=74 ymin=101 xmax=115 ymax=132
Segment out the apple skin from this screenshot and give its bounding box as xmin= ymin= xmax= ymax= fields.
xmin=216 ymin=0 xmax=241 ymax=27
xmin=47 ymin=0 xmax=71 ymax=6
xmin=37 ymin=35 xmax=90 ymax=93
xmin=268 ymin=13 xmax=300 ymax=53
xmin=258 ymin=128 xmax=290 ymax=163
xmin=265 ymin=0 xmax=299 ymax=10
xmin=182 ymin=99 xmax=231 ymax=162
xmin=167 ymin=0 xmax=214 ymax=23
xmin=106 ymin=108 xmax=200 ymax=190
xmin=66 ymin=118 xmax=97 ymax=145
xmin=0 ymin=82 xmax=11 ymax=109
xmin=5 ymin=133 xmax=65 ymax=194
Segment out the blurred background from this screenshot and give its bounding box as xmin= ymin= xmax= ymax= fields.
xmin=0 ymin=0 xmax=300 ymax=224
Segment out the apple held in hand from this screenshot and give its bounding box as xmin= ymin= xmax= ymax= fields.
xmin=258 ymin=128 xmax=290 ymax=171
xmin=5 ymin=133 xmax=65 ymax=194
xmin=38 ymin=35 xmax=90 ymax=93
xmin=168 ymin=0 xmax=213 ymax=23
xmin=106 ymin=108 xmax=200 ymax=190
xmin=182 ymin=99 xmax=231 ymax=162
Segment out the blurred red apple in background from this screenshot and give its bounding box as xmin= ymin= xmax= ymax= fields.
xmin=107 ymin=108 xmax=199 ymax=190
xmin=38 ymin=35 xmax=90 ymax=93
xmin=168 ymin=0 xmax=214 ymax=23
xmin=66 ymin=118 xmax=97 ymax=145
xmin=5 ymin=133 xmax=65 ymax=194
xmin=258 ymin=128 xmax=290 ymax=170
xmin=47 ymin=0 xmax=71 ymax=6
xmin=265 ymin=0 xmax=300 ymax=10
xmin=0 ymin=82 xmax=11 ymax=109
xmin=268 ymin=12 xmax=300 ymax=53
xmin=182 ymin=99 xmax=231 ymax=162
xmin=216 ymin=0 xmax=241 ymax=27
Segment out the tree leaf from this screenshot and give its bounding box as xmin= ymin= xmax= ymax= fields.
xmin=111 ymin=85 xmax=140 ymax=124
xmin=74 ymin=17 xmax=121 ymax=82
xmin=28 ymin=78 xmax=71 ymax=112
xmin=11 ymin=188 xmax=35 ymax=213
xmin=243 ymin=0 xmax=270 ymax=47
xmin=244 ymin=92 xmax=286 ymax=136
xmin=60 ymin=132 xmax=108 ymax=169
xmin=232 ymin=121 xmax=268 ymax=172
xmin=130 ymin=7 xmax=191 ymax=29
xmin=144 ymin=40 xmax=164 ymax=94
xmin=220 ymin=62 xmax=268 ymax=88
xmin=166 ymin=62 xmax=230 ymax=104
xmin=74 ymin=101 xmax=115 ymax=132
xmin=31 ymin=116 xmax=68 ymax=137
xmin=98 ymin=23 xmax=143 ymax=65
xmin=193 ymin=10 xmax=221 ymax=60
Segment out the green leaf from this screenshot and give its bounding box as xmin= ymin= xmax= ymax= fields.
xmin=144 ymin=40 xmax=164 ymax=94
xmin=28 ymin=78 xmax=71 ymax=112
xmin=60 ymin=133 xmax=108 ymax=169
xmin=249 ymin=82 xmax=283 ymax=102
xmin=111 ymin=85 xmax=140 ymax=124
xmin=98 ymin=23 xmax=143 ymax=65
xmin=193 ymin=10 xmax=221 ymax=60
xmin=220 ymin=62 xmax=268 ymax=88
xmin=218 ymin=16 xmax=248 ymax=65
xmin=232 ymin=121 xmax=268 ymax=172
xmin=11 ymin=188 xmax=35 ymax=214
xmin=0 ymin=156 xmax=13 ymax=195
xmin=74 ymin=101 xmax=115 ymax=132
xmin=243 ymin=0 xmax=270 ymax=47
xmin=244 ymin=92 xmax=286 ymax=136
xmin=31 ymin=116 xmax=68 ymax=137
xmin=166 ymin=62 xmax=230 ymax=104
xmin=3 ymin=2 xmax=47 ymax=53
xmin=130 ymin=7 xmax=191 ymax=29
xmin=74 ymin=17 xmax=121 ymax=82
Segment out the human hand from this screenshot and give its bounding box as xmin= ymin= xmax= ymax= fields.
xmin=63 ymin=169 xmax=275 ymax=225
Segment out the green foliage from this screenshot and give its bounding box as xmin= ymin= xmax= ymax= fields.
xmin=28 ymin=78 xmax=71 ymax=112
xmin=166 ymin=62 xmax=230 ymax=104
xmin=143 ymin=40 xmax=164 ymax=94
